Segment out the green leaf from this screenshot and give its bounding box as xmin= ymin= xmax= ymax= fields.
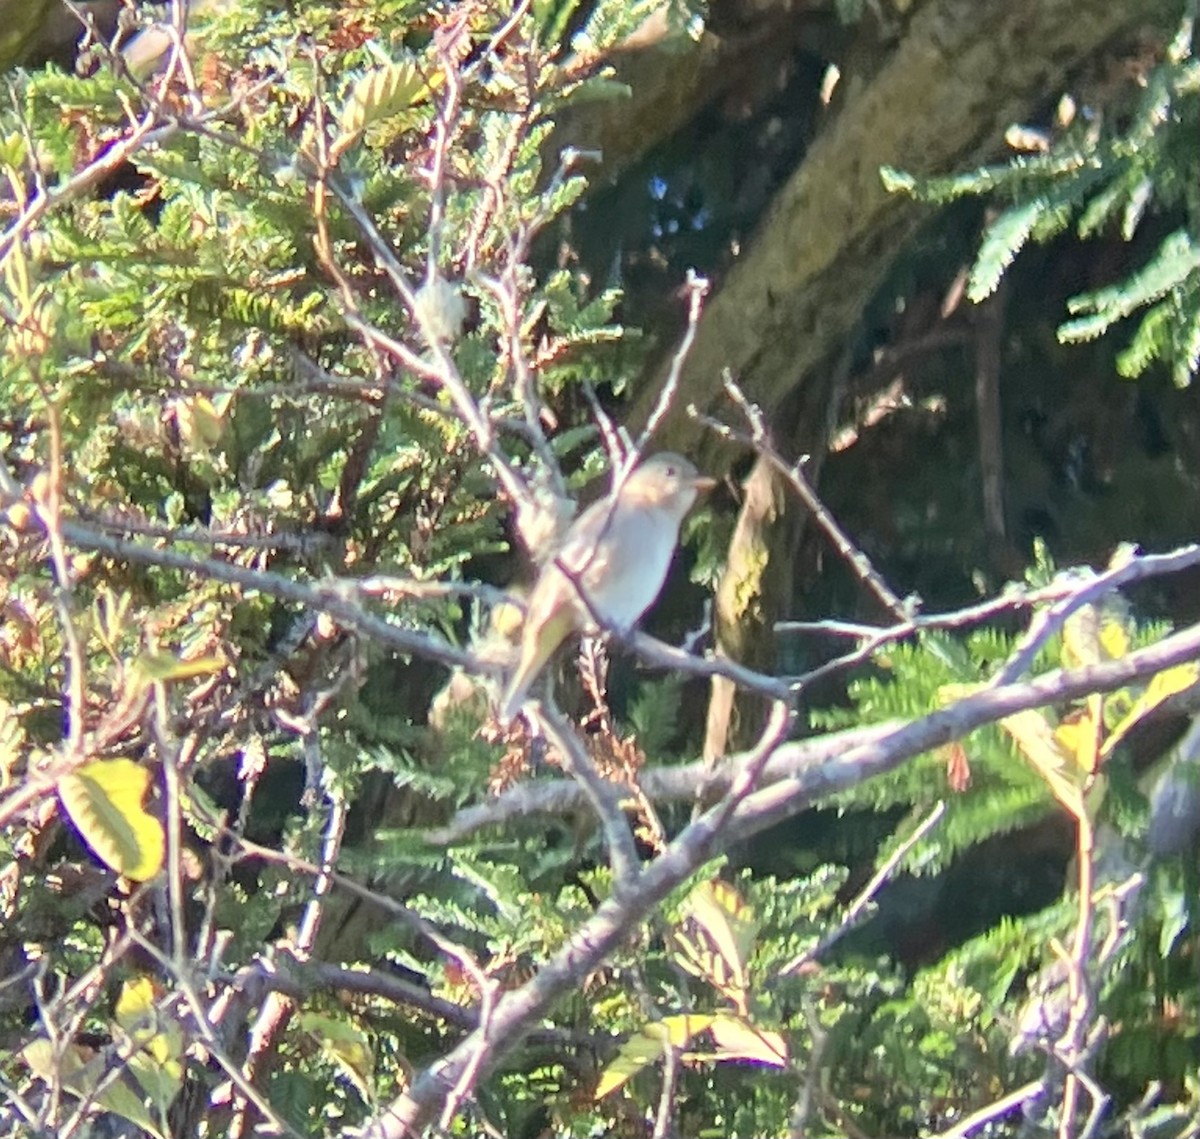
xmin=134 ymin=651 xmax=227 ymax=683
xmin=22 ymin=1039 xmax=169 ymax=1139
xmin=58 ymin=758 xmax=165 ymax=881
xmin=1060 ymin=229 xmax=1200 ymax=343
xmin=297 ymin=1010 xmax=375 ymax=1102
xmin=334 ymin=60 xmax=430 ymax=156
xmin=967 ymin=200 xmax=1044 ymax=302
xmin=1158 ymin=886 xmax=1190 ymax=956
xmin=533 ymin=0 xmax=584 ymax=44
xmin=879 ymin=165 xmax=918 ymax=194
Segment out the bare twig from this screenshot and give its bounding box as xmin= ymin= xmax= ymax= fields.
xmin=533 ymin=702 xmax=642 ymax=887
xmin=229 ymin=743 xmax=349 ymax=1139
xmin=426 ymin=722 xmax=895 ymax=844
xmin=695 ymin=374 xmax=912 ymax=620
xmin=0 ymin=117 xmax=179 ymax=268
xmin=717 ymin=618 xmax=1200 ymax=845
xmin=128 ymin=933 xmax=304 ymax=1139
xmin=788 ymin=995 xmax=833 ymax=1139
xmin=41 ymin=515 xmax=481 ymax=671
xmin=989 ymin=549 xmax=1151 ymax=688
xmin=930 ymin=1080 xmax=1044 ymax=1139
xmin=630 ymin=271 xmax=710 ymax=464
xmin=652 ymin=1043 xmax=682 ymax=1139
xmin=629 ymin=628 xmax=794 ymax=702
xmin=781 ymin=799 xmax=946 ymax=973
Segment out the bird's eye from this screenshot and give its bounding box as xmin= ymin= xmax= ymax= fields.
xmin=664 ymin=464 xmax=677 ymax=477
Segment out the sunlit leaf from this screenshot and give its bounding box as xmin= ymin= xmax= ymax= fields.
xmin=134 ymin=651 xmax=227 ymax=683
xmin=594 ymin=1016 xmax=714 ymax=1098
xmin=708 ymin=1014 xmax=789 ymax=1066
xmin=1103 ymin=662 xmax=1200 ymax=760
xmin=1056 ymin=710 xmax=1100 ymax=774
xmin=58 ymin=758 xmax=164 ymax=881
xmin=298 ymin=1010 xmax=375 ymax=1102
xmin=672 ymin=880 xmax=758 ymax=1008
xmin=127 ymin=1051 xmax=182 ymax=1120
xmin=115 ymin=975 xmax=162 ymax=1039
xmin=334 ymin=60 xmax=430 ymax=156
xmin=115 ymin=976 xmax=184 ymax=1105
xmin=1063 ymin=601 xmax=1130 ymax=668
xmin=1001 ymin=710 xmax=1071 ymax=772
xmin=1000 ymin=710 xmax=1084 ymax=810
xmin=968 ymin=199 xmax=1044 ymax=302
xmin=22 ymin=1039 xmax=168 ymax=1139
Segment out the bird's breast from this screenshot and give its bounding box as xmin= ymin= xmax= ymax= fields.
xmin=571 ymin=507 xmax=681 ymax=629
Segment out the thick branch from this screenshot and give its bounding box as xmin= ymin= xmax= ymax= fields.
xmin=632 ymin=0 xmax=1178 ymax=462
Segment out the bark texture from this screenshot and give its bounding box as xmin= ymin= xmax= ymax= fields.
xmin=630 ymin=0 xmax=1178 ymax=465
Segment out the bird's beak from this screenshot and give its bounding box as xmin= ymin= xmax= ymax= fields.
xmin=690 ymin=474 xmax=718 ymax=493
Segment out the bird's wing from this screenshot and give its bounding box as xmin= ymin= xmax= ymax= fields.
xmin=554 ymin=496 xmax=620 ymax=586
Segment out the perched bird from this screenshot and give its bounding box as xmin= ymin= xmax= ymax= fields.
xmin=499 ymin=453 xmax=716 ymax=725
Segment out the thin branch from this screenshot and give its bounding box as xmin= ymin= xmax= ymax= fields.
xmin=630 ymin=271 xmax=710 ymax=464
xmin=931 ymin=1080 xmax=1044 ymax=1139
xmin=720 ymin=618 xmax=1200 ymax=843
xmin=230 ymin=745 xmax=349 ymax=1139
xmin=369 ymin=619 xmax=1200 ymax=1135
xmin=128 ymin=932 xmax=304 ymax=1139
xmin=46 ymin=516 xmax=480 ymax=671
xmin=533 ymin=702 xmax=642 ymax=887
xmin=34 ymin=400 xmax=87 ymax=757
xmin=426 ymin=723 xmax=895 ymax=844
xmin=696 ymin=373 xmax=912 ymax=620
xmin=629 ymin=629 xmax=794 ymax=702
xmin=0 ymin=117 xmax=179 ymax=267
xmin=989 ymin=549 xmax=1157 ymax=687
xmin=781 ymin=799 xmax=946 ymax=973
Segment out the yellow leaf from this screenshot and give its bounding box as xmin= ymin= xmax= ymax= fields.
xmin=594 ymin=1033 xmax=665 ymax=1099
xmin=1001 ymin=711 xmax=1085 ymax=810
xmin=1001 ymin=710 xmax=1071 ymax=772
xmin=1103 ymin=661 xmax=1200 ymax=761
xmin=658 ymin=1014 xmax=715 ymax=1047
xmin=116 ymin=976 xmax=184 ymax=1060
xmin=1055 ymin=713 xmax=1099 ymax=774
xmin=1062 ymin=600 xmax=1130 ymax=667
xmin=674 ymin=880 xmax=757 ymax=1003
xmin=135 ymin=651 xmax=226 ymax=683
xmin=115 ymin=975 xmax=159 ymax=1037
xmin=22 ymin=1038 xmax=99 ymax=1089
xmin=1098 ymin=619 xmax=1131 ymax=662
xmin=709 ymin=1014 xmax=789 ymax=1066
xmin=114 ymin=978 xmax=183 ymax=1114
xmin=594 ymin=1017 xmax=714 ymax=1099
xmin=58 ymin=759 xmax=164 ymax=881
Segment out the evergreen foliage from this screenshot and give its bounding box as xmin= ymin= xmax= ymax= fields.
xmin=883 ymin=9 xmax=1200 ymax=386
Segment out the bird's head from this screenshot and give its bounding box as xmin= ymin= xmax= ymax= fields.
xmin=622 ymin=452 xmax=717 ymax=513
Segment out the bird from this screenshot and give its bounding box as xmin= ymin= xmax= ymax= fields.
xmin=498 ymin=452 xmax=716 ymax=725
